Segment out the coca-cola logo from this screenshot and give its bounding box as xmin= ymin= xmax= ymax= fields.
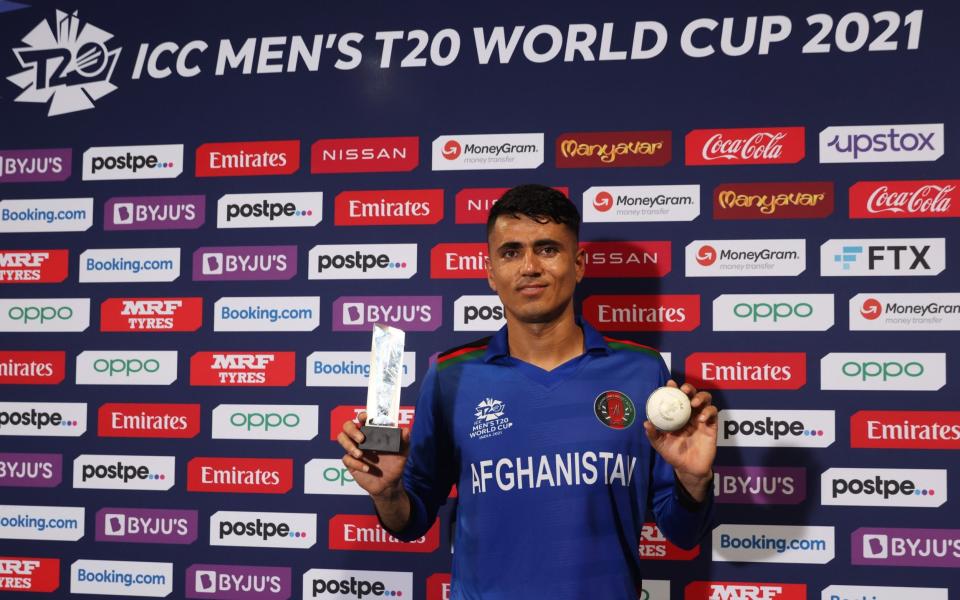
xmin=706 ymin=131 xmax=785 ymax=161
xmin=850 ymin=180 xmax=959 ymax=219
xmin=686 ymin=127 xmax=805 ymax=166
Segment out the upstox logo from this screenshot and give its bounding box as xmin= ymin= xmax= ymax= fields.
xmin=70 ymin=559 xmax=172 ymax=597
xmin=718 ymin=410 xmax=835 ymax=448
xmin=304 ymin=459 xmax=367 ymax=496
xmin=0 ymin=298 xmax=89 ymax=332
xmin=685 ymin=239 xmax=805 ymax=277
xmin=713 ymin=294 xmax=834 ymax=331
xmin=432 ymin=133 xmax=543 ymax=171
xmin=820 ymin=123 xmax=944 ymax=163
xmin=820 ymin=353 xmax=946 ymax=391
xmin=713 ymin=524 xmax=835 ymax=564
xmin=309 ymin=244 xmax=417 ymax=280
xmin=211 ymin=404 xmax=318 ymax=441
xmin=821 ymin=468 xmax=946 ymax=507
xmin=210 ymin=511 xmax=316 ymax=549
xmin=75 ymin=350 xmax=177 ymax=385
xmin=304 ymin=568 xmax=412 ymax=599
xmin=821 ymin=238 xmax=945 ymax=276
xmin=217 ymin=192 xmax=322 ymax=228
xmin=83 ymin=144 xmax=183 ymax=180
xmin=0 ymin=402 xmax=86 ymax=437
xmin=73 ymin=455 xmax=174 ymax=491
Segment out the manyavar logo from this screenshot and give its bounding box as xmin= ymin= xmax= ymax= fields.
xmin=311 ymin=136 xmax=419 ymax=173
xmin=70 ymin=559 xmax=172 ymax=597
xmin=0 ymin=298 xmax=89 ymax=333
xmin=210 ymin=511 xmax=316 ymax=549
xmin=0 ymin=504 xmax=84 ymax=541
xmin=820 ymin=123 xmax=944 ymax=163
xmin=713 ymin=524 xmax=835 ymax=564
xmin=713 ymin=294 xmax=834 ymax=332
xmin=821 ymin=585 xmax=948 ymax=600
xmin=75 ymin=350 xmax=177 ymax=386
xmin=821 ymin=468 xmax=946 ymax=508
xmin=821 ymin=238 xmax=945 ymax=277
xmin=455 ymin=186 xmax=569 ymax=224
xmin=850 ymin=180 xmax=959 ymax=219
xmin=685 ymin=127 xmax=805 ymax=166
xmin=196 ymin=140 xmax=299 ymax=177
xmin=0 ymin=197 xmax=92 ymax=233
xmin=217 ymin=192 xmax=322 ymax=228
xmin=584 ymin=295 xmax=700 ymax=332
xmin=686 ymin=352 xmax=805 ymax=390
xmin=0 ymin=249 xmax=68 ymax=283
xmin=187 ymin=457 xmax=293 ymax=494
xmin=72 ymin=454 xmax=175 ymax=491
xmin=186 ymin=563 xmax=292 ymax=600
xmin=426 ymin=573 xmax=451 ymax=600
xmin=329 ymin=514 xmax=439 ymax=552
xmin=334 ymin=189 xmax=443 ymax=226
xmin=100 ymin=297 xmax=202 ymax=332
xmin=853 ymin=527 xmax=960 ymax=568
xmin=556 ymin=130 xmax=671 ymax=168
xmin=685 ymin=240 xmax=805 ymax=277
xmin=714 ymin=182 xmax=834 ymax=220
xmin=850 ymin=410 xmax=960 ymax=450
xmin=193 ymin=245 xmax=296 ymax=281
xmin=83 ymin=144 xmax=183 ymax=180
xmin=304 ymin=568 xmax=412 ymax=599
xmin=821 ymin=353 xmax=945 ymax=391
xmin=582 ymin=185 xmax=700 ymax=222
xmin=0 ymin=402 xmax=86 ymax=437
xmin=190 ymin=351 xmax=295 ymax=387
xmin=214 ymin=296 xmax=320 ymax=332
xmin=79 ymin=247 xmax=180 ymax=283
xmin=454 ymin=295 xmax=505 ymax=332
xmin=327 ymin=406 xmax=415 ymax=440
xmin=333 ymin=296 xmax=441 ymax=332
xmin=0 ymin=350 xmax=65 ymax=385
xmin=640 ymin=523 xmax=700 ymax=560
xmin=849 ymin=293 xmax=960 ymax=331
xmin=307 ymin=354 xmax=416 ymax=389
xmin=430 ymin=243 xmax=487 ymax=279
xmin=95 ymin=507 xmax=198 ymax=545
xmin=432 ymin=133 xmax=543 ymax=171
xmin=0 ymin=148 xmax=71 ymax=183
xmin=0 ymin=452 xmax=63 ymax=488
xmin=309 ymin=244 xmax=416 ymax=280
xmin=304 ymin=459 xmax=366 ymax=496
xmin=714 ymin=466 xmax=806 ymax=505
xmin=582 ymin=241 xmax=671 ymax=278
xmin=0 ymin=556 xmax=60 ymax=592
xmin=212 ymin=404 xmax=318 ymax=441
xmin=718 ymin=410 xmax=835 ymax=448
xmin=685 ymin=581 xmax=806 ymax=600
xmin=98 ymin=403 xmax=200 ymax=439
xmin=104 ymin=195 xmax=204 ymax=230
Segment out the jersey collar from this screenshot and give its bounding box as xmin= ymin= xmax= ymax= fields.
xmin=483 ymin=315 xmax=610 ymax=363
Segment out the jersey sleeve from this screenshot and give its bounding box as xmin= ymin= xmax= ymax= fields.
xmin=377 ymin=362 xmax=455 ymax=541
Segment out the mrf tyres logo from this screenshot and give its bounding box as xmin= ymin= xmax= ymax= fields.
xmin=190 ymin=351 xmax=295 ymax=386
xmin=8 ymin=10 xmax=121 ymax=116
xmin=685 ymin=581 xmax=806 ymax=600
xmin=821 ymin=468 xmax=946 ymax=508
xmin=718 ymin=410 xmax=835 ymax=448
xmin=820 ymin=123 xmax=944 ymax=163
xmin=210 ymin=511 xmax=316 ymax=549
xmin=849 ymin=293 xmax=960 ymax=331
xmin=685 ymin=239 xmax=805 ymax=277
xmin=0 ymin=556 xmax=61 ymax=593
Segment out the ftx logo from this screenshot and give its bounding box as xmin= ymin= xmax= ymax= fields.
xmin=833 ymin=245 xmax=931 ymax=271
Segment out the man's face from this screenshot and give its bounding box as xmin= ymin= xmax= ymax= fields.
xmin=486 ymin=214 xmax=584 ymax=325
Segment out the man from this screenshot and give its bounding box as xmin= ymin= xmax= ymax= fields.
xmin=339 ymin=184 xmax=717 ymax=599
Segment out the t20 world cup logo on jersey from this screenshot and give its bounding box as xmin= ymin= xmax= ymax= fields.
xmin=9 ymin=10 xmax=121 ymax=116
xmin=594 ymin=390 xmax=636 ymax=429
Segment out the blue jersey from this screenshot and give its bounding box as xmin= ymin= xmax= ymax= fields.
xmin=388 ymin=318 xmax=713 ymax=599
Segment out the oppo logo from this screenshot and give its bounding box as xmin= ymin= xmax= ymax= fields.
xmin=231 ymin=411 xmax=299 ymax=430
xmin=212 ymin=404 xmax=318 ymax=441
xmin=821 ymin=353 xmax=945 ymax=391
xmin=76 ymin=351 xmax=177 ymax=385
xmin=734 ymin=302 xmax=812 ymax=321
xmin=94 ymin=357 xmax=159 ymax=376
xmin=842 ymin=360 xmax=924 ymax=381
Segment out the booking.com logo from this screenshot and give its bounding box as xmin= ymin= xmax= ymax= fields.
xmin=833 ymin=246 xmax=863 ymax=270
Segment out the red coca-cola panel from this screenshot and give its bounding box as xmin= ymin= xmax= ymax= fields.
xmin=685 ymin=127 xmax=804 ymax=165
xmin=849 ymin=180 xmax=960 ymax=219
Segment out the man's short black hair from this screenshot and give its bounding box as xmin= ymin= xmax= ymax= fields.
xmin=486 ymin=184 xmax=580 ymax=241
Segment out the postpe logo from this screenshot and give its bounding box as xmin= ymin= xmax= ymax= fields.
xmin=822 ymin=468 xmax=946 ymax=508
xmin=210 ymin=511 xmax=316 ymax=549
xmin=304 ymin=568 xmax=412 ymax=599
xmin=0 ymin=402 xmax=86 ymax=437
xmin=73 ymin=454 xmax=175 ymax=491
xmin=82 ymin=145 xmax=183 ymax=181
xmin=718 ymin=410 xmax=835 ymax=448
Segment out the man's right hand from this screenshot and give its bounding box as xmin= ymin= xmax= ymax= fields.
xmin=337 ymin=411 xmax=410 ymax=499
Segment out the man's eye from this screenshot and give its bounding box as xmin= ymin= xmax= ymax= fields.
xmin=502 ymin=250 xmax=518 ymax=259
xmin=539 ymin=246 xmax=559 ymax=256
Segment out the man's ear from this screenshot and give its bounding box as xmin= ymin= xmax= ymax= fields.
xmin=574 ymin=245 xmax=586 ymax=283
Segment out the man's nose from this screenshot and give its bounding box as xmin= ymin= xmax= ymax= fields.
xmin=521 ymin=249 xmax=542 ymax=275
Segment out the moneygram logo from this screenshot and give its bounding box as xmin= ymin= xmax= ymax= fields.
xmin=304 ymin=568 xmax=412 ymax=599
xmin=821 ymin=238 xmax=944 ymax=276
xmin=0 ymin=452 xmax=61 ymax=488
xmin=214 ymin=296 xmax=320 ymax=332
xmin=850 ymin=410 xmax=960 ymax=450
xmin=187 ymin=457 xmax=293 ymax=494
xmin=582 ymin=185 xmax=700 ymax=222
xmin=217 ymin=192 xmax=322 ymax=228
xmin=853 ymin=528 xmax=960 ymax=567
xmin=640 ymin=523 xmax=700 ymax=560
xmin=822 ymin=468 xmax=946 ymax=507
xmin=686 ymin=352 xmax=806 ymax=390
xmin=193 ymin=245 xmax=296 ymax=281
xmin=821 ymin=585 xmax=947 ymax=600
xmin=9 ymin=10 xmax=121 ymax=116
xmin=0 ymin=298 xmax=88 ymax=333
xmin=850 ymin=180 xmax=959 ymax=219
xmin=685 ymin=240 xmax=805 ymax=277
xmin=0 ymin=556 xmax=60 ymax=593
xmin=454 ymin=295 xmax=505 ymax=332
xmin=211 ymin=404 xmax=318 ymax=440
xmin=582 ymin=241 xmax=672 ymax=278
xmin=713 ymin=524 xmax=834 ymax=564
xmin=309 ymin=244 xmax=416 ymax=280
xmin=820 ymin=353 xmax=945 ymax=391
xmin=100 ymin=297 xmax=202 ymax=332
xmin=454 ymin=186 xmax=568 ymax=224
xmin=714 ymin=466 xmax=806 ymax=505
xmin=556 ymin=131 xmax=671 ymax=168
xmin=190 ymin=351 xmax=295 ymax=386
xmin=584 ymin=294 xmax=700 ymax=331
xmin=304 ymin=459 xmax=366 ymax=495
xmin=685 ymin=581 xmax=806 ymax=600
xmin=70 ymin=559 xmax=172 ymax=597
xmin=714 ymin=181 xmax=834 ymax=220
xmin=311 ymin=136 xmax=419 ymax=173
xmin=430 ymin=243 xmax=488 ymax=278
xmin=334 ymin=189 xmax=443 ymax=226
xmin=329 ymin=514 xmax=439 ymax=552
xmin=0 ymin=148 xmax=71 ymax=183
xmin=713 ymin=294 xmax=834 ymax=332
xmin=0 ymin=402 xmax=85 ymax=437
xmin=849 ymin=293 xmax=960 ymax=331
xmin=642 ymin=580 xmax=670 ymax=600
xmin=306 ymin=352 xmax=415 ymax=388
xmin=0 ymin=197 xmax=92 ymax=233
xmin=432 ymin=133 xmax=544 ymax=170
xmin=83 ymin=144 xmax=182 ymax=180
xmin=75 ymin=350 xmax=177 ymax=385
xmin=95 ymin=507 xmax=198 ymax=544
xmin=686 ymin=127 xmax=805 ymax=165
xmin=0 ymin=350 xmax=65 ymax=384
xmin=73 ymin=454 xmax=175 ymax=491
xmin=104 ymin=195 xmax=204 ymax=230
xmin=0 ymin=504 xmax=84 ymax=541
xmin=718 ymin=410 xmax=835 ymax=448
xmin=820 ymin=123 xmax=944 ymax=163
xmin=186 ymin=563 xmax=292 ymax=599
xmin=210 ymin=511 xmax=316 ymax=549
xmin=327 ymin=406 xmax=415 ymax=440
xmin=196 ymin=140 xmax=299 ymax=177
xmin=79 ymin=247 xmax=180 ymax=283
xmin=0 ymin=249 xmax=68 ymax=283
xmin=98 ymin=403 xmax=200 ymax=438
xmin=333 ymin=296 xmax=441 ymax=332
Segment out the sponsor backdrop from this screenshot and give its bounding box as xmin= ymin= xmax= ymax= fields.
xmin=0 ymin=1 xmax=957 ymax=599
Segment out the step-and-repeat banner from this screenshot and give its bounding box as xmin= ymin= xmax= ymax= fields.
xmin=1 ymin=1 xmax=957 ymax=598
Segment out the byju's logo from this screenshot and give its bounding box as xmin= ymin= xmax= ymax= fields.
xmin=0 ymin=148 xmax=71 ymax=183
xmin=718 ymin=410 xmax=835 ymax=448
xmin=821 ymin=238 xmax=945 ymax=276
xmin=333 ymin=296 xmax=441 ymax=332
xmin=853 ymin=528 xmax=960 ymax=567
xmin=104 ymin=195 xmax=204 ymax=230
xmin=210 ymin=511 xmax=316 ymax=549
xmin=193 ymin=246 xmax=296 ymax=281
xmin=820 ymin=353 xmax=946 ymax=391
xmin=9 ymin=10 xmax=121 ymax=116
xmin=304 ymin=568 xmax=412 ymax=599
xmin=820 ymin=124 xmax=944 ymax=163
xmin=95 ymin=507 xmax=198 ymax=544
xmin=0 ymin=452 xmax=63 ymax=488
xmin=713 ymin=466 xmax=806 ymax=505
xmin=713 ymin=524 xmax=835 ymax=564
xmin=73 ymin=455 xmax=175 ymax=491
xmin=822 ymin=468 xmax=946 ymax=507
xmin=186 ymin=563 xmax=291 ymax=599
xmin=83 ymin=144 xmax=183 ymax=181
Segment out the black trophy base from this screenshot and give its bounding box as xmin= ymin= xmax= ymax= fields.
xmin=359 ymin=425 xmax=402 ymax=453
